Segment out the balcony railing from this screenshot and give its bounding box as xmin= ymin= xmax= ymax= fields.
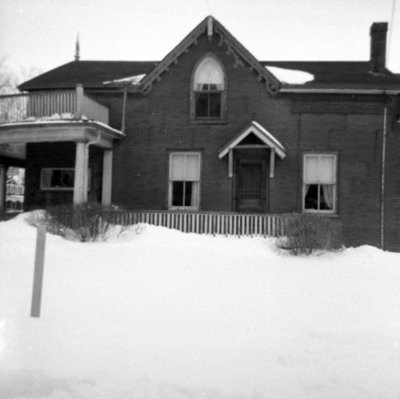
xmin=0 ymin=85 xmax=109 ymax=125
xmin=6 ymin=183 xmax=24 ymax=196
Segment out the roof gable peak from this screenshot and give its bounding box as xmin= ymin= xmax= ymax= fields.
xmin=139 ymin=16 xmax=281 ymax=95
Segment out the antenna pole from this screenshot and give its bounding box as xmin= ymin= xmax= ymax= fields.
xmin=75 ymin=32 xmax=80 ymax=61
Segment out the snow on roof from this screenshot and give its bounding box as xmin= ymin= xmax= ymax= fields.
xmin=27 ymin=113 xmax=75 ymax=121
xmin=0 ymin=116 xmax=124 ymax=136
xmin=0 ymin=113 xmax=79 ymax=126
xmin=265 ymin=66 xmax=314 ymax=84
xmin=103 ymin=74 xmax=146 ymax=85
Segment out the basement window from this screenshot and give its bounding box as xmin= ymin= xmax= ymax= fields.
xmin=303 ymin=154 xmax=337 ymax=213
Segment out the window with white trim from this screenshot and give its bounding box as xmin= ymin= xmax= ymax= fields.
xmin=168 ymin=152 xmax=201 ymax=209
xmin=303 ymin=154 xmax=337 ymax=213
xmin=41 ymin=168 xmax=91 ymax=191
xmin=192 ymin=56 xmax=225 ymax=119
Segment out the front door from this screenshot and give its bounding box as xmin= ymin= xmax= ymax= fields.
xmin=236 ymin=159 xmax=266 ymax=213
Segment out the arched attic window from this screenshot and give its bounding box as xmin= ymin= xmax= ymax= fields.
xmin=191 ymin=55 xmax=226 ymax=121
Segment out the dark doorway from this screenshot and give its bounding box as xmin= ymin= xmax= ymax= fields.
xmin=236 ymin=159 xmax=266 ymax=213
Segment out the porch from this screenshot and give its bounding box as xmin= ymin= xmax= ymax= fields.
xmin=0 ymin=85 xmax=124 ymax=213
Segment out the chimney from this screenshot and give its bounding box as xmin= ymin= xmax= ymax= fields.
xmin=370 ymin=22 xmax=388 ymax=73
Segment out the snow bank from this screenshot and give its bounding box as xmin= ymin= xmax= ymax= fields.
xmin=1 ymin=215 xmax=400 ymax=398
xmin=266 ymin=66 xmax=314 ymax=84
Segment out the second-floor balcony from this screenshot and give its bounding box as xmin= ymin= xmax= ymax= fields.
xmin=0 ymin=85 xmax=109 ymax=125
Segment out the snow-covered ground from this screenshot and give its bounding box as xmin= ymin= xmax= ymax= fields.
xmin=1 ymin=214 xmax=400 ymax=399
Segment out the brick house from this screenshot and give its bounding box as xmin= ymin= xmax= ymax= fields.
xmin=1 ymin=16 xmax=400 ymax=250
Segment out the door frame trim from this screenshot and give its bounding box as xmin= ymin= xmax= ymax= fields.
xmin=235 ymin=157 xmax=267 ymax=213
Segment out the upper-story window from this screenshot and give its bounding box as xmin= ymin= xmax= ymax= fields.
xmin=191 ymin=55 xmax=226 ymax=121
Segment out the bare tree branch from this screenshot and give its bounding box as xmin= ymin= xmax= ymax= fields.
xmin=0 ymin=55 xmax=43 ymax=94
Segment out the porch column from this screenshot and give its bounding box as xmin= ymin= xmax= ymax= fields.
xmin=269 ymin=148 xmax=275 ymax=178
xmin=101 ymin=150 xmax=113 ymax=206
xmin=75 ymin=84 xmax=84 ymax=119
xmin=0 ymin=164 xmax=5 ymax=214
xmin=73 ymin=142 xmax=88 ymax=204
xmin=228 ymin=148 xmax=233 ymax=178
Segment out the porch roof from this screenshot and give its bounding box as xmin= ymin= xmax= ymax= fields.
xmin=0 ymin=119 xmax=124 ymax=151
xmin=218 ymin=121 xmax=286 ymax=159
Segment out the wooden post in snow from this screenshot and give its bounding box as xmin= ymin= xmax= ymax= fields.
xmin=31 ymin=224 xmax=47 ymax=318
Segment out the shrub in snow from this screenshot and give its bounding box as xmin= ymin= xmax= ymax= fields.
xmin=26 ymin=209 xmax=71 ymax=238
xmin=279 ymin=213 xmax=343 ymax=255
xmin=26 ymin=203 xmax=127 ymax=242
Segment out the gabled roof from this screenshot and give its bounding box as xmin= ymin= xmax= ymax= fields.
xmin=18 ymin=16 xmax=281 ymax=95
xmin=218 ymin=121 xmax=286 ymax=159
xmin=139 ymin=16 xmax=281 ymax=95
xmin=18 ymin=61 xmax=158 ymax=91
xmin=17 ymin=18 xmax=400 ymax=94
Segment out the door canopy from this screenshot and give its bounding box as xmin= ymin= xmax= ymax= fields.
xmin=218 ymin=120 xmax=286 ymax=159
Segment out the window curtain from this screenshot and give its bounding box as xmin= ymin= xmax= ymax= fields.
xmin=322 ymin=185 xmax=334 ymax=209
xmin=319 ymin=156 xmax=335 ymax=184
xmin=303 ymin=155 xmax=319 ymax=184
xmin=194 ymin=57 xmax=224 ymax=90
xmin=191 ymin=182 xmax=200 ymax=207
xmin=169 ymin=154 xmax=185 ymax=180
xmin=319 ymin=156 xmax=335 ymax=210
xmin=304 ymin=155 xmax=335 ymax=185
xmin=170 ymin=153 xmax=200 ymax=181
xmin=184 ymin=154 xmax=200 ymax=181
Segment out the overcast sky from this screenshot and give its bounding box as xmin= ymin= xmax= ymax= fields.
xmin=1 ymin=0 xmax=399 ymax=76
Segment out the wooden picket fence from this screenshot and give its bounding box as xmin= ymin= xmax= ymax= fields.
xmin=54 ymin=209 xmax=288 ymax=237
xmin=92 ymin=210 xmax=288 ymax=237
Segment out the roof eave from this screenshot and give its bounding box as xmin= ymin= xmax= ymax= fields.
xmin=280 ymin=87 xmax=400 ymax=94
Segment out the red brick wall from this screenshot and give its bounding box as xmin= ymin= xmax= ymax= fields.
xmin=382 ymin=99 xmax=400 ymax=251
xmin=292 ymin=97 xmax=386 ymax=248
xmin=107 ymin=32 xmax=396 ymax=248
xmin=111 ymin=34 xmax=298 ymax=212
